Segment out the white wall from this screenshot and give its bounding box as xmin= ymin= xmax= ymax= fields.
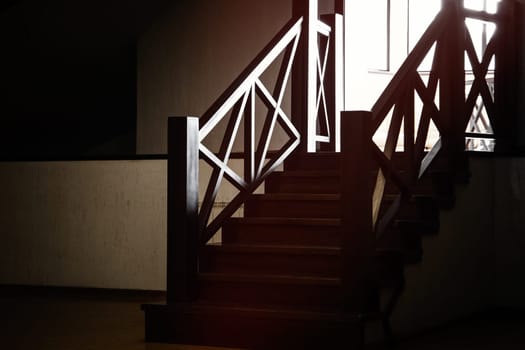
xmin=391 ymin=157 xmax=496 ymax=335
xmin=492 ymin=158 xmax=525 ymax=307
xmin=0 ymin=159 xmax=246 ymax=291
xmin=389 ymin=156 xmax=525 ymax=335
xmin=0 ymin=161 xmax=167 ymax=291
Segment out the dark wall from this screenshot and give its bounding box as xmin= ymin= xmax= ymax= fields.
xmin=0 ymin=0 xmax=172 ymax=158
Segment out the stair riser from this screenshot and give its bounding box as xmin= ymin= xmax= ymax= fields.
xmin=285 ymin=152 xmax=448 ymax=173
xmin=143 ymin=305 xmax=363 ymax=349
xmin=200 ymin=251 xmax=341 ymax=277
xmin=198 ymin=280 xmax=342 ymax=310
xmin=265 ymin=174 xmax=341 ymax=194
xmin=265 ymin=171 xmax=445 ymax=198
xmin=285 ymin=154 xmax=340 ymax=171
xmin=245 ymin=199 xmax=340 ymax=218
xmin=223 ymin=221 xmax=341 ymax=246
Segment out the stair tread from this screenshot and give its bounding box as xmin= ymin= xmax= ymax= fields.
xmin=274 ymin=168 xmax=453 ymax=177
xmin=199 ymin=272 xmax=341 ymax=286
xmin=205 ymin=243 xmax=341 ymax=255
xmin=227 ymin=217 xmax=341 ymax=226
xmin=143 ymin=302 xmax=367 ymax=322
xmin=249 ymin=193 xmax=340 ymax=200
xmin=269 ymin=170 xmax=340 ymax=177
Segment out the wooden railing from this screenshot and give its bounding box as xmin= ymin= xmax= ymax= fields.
xmin=196 ymin=12 xmax=342 ymax=244
xmin=369 ymin=1 xmax=502 ymax=236
xmin=165 ymin=0 xmax=516 ymax=305
xmin=198 ymin=17 xmax=303 ymax=244
xmin=166 ymin=11 xmax=340 ymax=302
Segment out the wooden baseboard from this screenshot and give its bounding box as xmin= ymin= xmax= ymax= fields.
xmin=0 ymin=284 xmax=166 ymax=301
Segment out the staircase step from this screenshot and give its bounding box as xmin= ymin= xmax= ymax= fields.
xmin=142 ymin=302 xmax=365 ymax=349
xmin=245 ymin=193 xmax=340 ymax=218
xmin=284 ymin=151 xmax=453 ymax=173
xmin=198 ymin=272 xmax=343 ymax=311
xmin=201 ymin=243 xmax=341 ymax=277
xmin=285 ymin=152 xmax=341 ymax=171
xmin=223 ymin=217 xmax=341 ymax=246
xmin=265 ymin=170 xmax=341 ymax=194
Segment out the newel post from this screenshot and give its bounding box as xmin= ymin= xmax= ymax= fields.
xmin=494 ymin=0 xmax=520 ymax=153
xmin=340 ymin=111 xmax=374 ymax=311
xmin=167 ymin=116 xmax=199 ymax=303
xmin=440 ymin=0 xmax=466 ymax=166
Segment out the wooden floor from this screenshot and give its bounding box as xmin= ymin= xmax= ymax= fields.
xmin=0 ymin=291 xmax=239 ymax=350
xmin=1 ymin=290 xmax=525 ymax=349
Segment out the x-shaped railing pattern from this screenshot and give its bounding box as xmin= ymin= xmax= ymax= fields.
xmin=370 ymin=4 xmax=500 ymax=236
xmin=464 ymin=20 xmax=497 ymax=147
xmin=197 ymin=18 xmax=303 ymax=243
xmin=314 ymin=20 xmax=332 ymax=144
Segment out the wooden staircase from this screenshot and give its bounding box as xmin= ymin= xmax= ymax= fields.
xmin=141 ymin=0 xmax=519 ymax=347
xmin=142 ymin=149 xmax=469 ymax=349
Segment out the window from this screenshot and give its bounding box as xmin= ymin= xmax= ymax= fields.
xmin=366 ymin=0 xmax=390 ymax=71
xmin=408 ymin=0 xmax=441 ymax=71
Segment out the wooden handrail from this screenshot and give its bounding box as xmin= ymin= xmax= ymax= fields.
xmin=366 ymin=1 xmax=502 ymax=233
xmin=199 ymin=17 xmax=304 ymax=139
xmin=371 ymin=9 xmax=449 ymax=130
xmin=197 ymin=16 xmax=306 ymax=244
xmin=196 ymin=10 xmax=341 ymax=243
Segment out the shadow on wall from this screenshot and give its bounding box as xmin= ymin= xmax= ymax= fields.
xmin=0 ymin=0 xmax=176 ymax=157
xmin=137 ymin=0 xmax=293 ymax=154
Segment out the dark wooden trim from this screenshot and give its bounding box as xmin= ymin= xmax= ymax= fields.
xmin=439 ymin=0 xmax=466 ymax=161
xmin=494 ymin=0 xmax=520 ymax=153
xmin=167 ymin=116 xmax=199 ymax=303
xmin=340 ymin=111 xmax=374 ymax=312
xmin=0 ymin=154 xmax=168 ymax=163
xmin=465 ymin=132 xmax=496 ymax=139
xmin=0 ymin=284 xmax=166 ymax=301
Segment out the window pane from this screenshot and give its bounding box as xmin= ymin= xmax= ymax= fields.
xmin=408 ymin=0 xmax=441 ymax=71
xmin=408 ymin=0 xmax=441 ymax=51
xmin=464 ymin=0 xmax=501 ymax=14
xmin=366 ymin=0 xmax=389 ymax=71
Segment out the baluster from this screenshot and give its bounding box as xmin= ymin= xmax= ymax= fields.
xmin=340 ymin=111 xmax=374 ymax=312
xmin=292 ymin=0 xmax=318 ymax=152
xmin=244 ymin=85 xmax=256 ymax=183
xmin=320 ymin=13 xmax=344 ymax=152
xmin=167 ymin=116 xmax=199 ymax=303
xmin=404 ymin=79 xmax=415 ymax=182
